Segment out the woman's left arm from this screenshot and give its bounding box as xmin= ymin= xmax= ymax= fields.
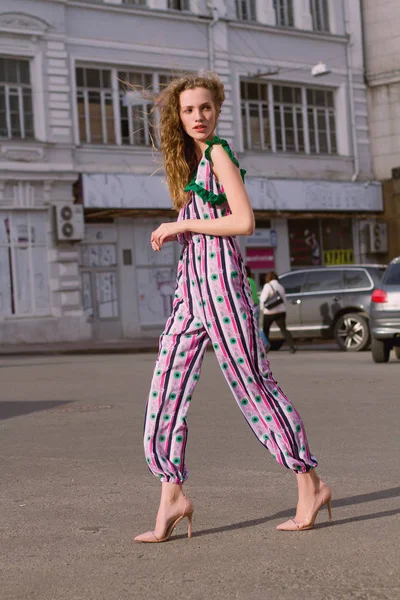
xmin=151 ymin=145 xmax=255 ymax=251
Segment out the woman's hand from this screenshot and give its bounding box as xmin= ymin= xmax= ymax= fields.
xmin=151 ymin=221 xmax=184 ymax=251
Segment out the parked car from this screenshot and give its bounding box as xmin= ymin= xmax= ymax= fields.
xmin=369 ymin=257 xmax=400 ymax=363
xmin=268 ymin=265 xmax=386 ymax=351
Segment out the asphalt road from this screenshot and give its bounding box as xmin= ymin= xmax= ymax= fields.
xmin=1 ymin=348 xmax=399 ymax=600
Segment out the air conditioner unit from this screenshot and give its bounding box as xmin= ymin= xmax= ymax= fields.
xmin=368 ymin=222 xmax=388 ymax=254
xmin=54 ymin=204 xmax=84 ymax=242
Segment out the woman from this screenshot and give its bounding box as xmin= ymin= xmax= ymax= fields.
xmin=135 ymin=73 xmax=331 ymax=543
xmin=245 ymin=265 xmax=269 ymax=348
xmin=260 ymin=271 xmax=297 ymax=354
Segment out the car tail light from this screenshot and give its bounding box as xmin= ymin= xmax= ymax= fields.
xmin=371 ymin=289 xmax=388 ymax=303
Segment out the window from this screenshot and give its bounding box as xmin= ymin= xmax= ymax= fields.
xmin=240 ymin=81 xmax=270 ymax=150
xmin=288 ymin=219 xmax=322 ymax=267
xmin=310 ymin=0 xmax=330 ymax=32
xmin=344 ymin=270 xmax=371 ymax=290
xmin=76 ymin=67 xmax=115 ymax=145
xmin=280 ymin=272 xmax=306 ymax=295
xmin=273 ymin=0 xmax=294 ymax=27
xmin=322 ymin=219 xmax=353 ymax=265
xmin=76 ymin=66 xmax=175 ymax=146
xmin=307 ymin=88 xmax=336 ymax=154
xmin=118 ymin=71 xmax=174 ymax=146
xmin=241 ymin=80 xmax=337 ymax=155
xmin=0 ymin=58 xmax=33 ymax=140
xmin=273 ymin=85 xmax=304 ymax=152
xmin=0 ymin=212 xmax=50 ymax=316
xmin=383 ymin=264 xmax=400 ymax=286
xmin=303 ymin=270 xmax=343 ymax=293
xmin=168 ymin=0 xmax=190 ymax=10
xmin=236 ymin=0 xmax=256 ymax=21
xmin=122 ymin=0 xmax=146 ymax=5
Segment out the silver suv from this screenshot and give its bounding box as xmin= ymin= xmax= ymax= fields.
xmin=269 ymin=265 xmax=385 ymax=351
xmin=369 ymin=257 xmax=400 ymax=363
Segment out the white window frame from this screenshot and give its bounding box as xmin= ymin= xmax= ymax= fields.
xmin=306 ymin=88 xmax=336 ymax=154
xmin=0 ymin=57 xmax=34 ymax=140
xmin=310 ymin=0 xmax=330 ymax=32
xmin=241 ymin=80 xmax=337 ymax=155
xmin=76 ymin=67 xmax=115 ymax=145
xmin=0 ymin=210 xmax=50 ymax=318
xmin=75 ymin=65 xmax=175 ymax=147
xmin=236 ymin=0 xmax=257 ymax=21
xmin=273 ymin=0 xmax=294 ymax=27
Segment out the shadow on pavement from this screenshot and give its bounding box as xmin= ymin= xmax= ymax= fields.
xmin=171 ymin=486 xmax=400 ymax=540
xmin=0 ymin=400 xmax=74 ymax=420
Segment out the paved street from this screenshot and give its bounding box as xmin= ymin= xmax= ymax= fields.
xmin=1 ymin=348 xmax=399 ymax=600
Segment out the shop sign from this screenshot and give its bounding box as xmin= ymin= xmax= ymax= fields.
xmin=245 ymin=247 xmax=275 ymax=270
xmin=324 ymin=249 xmax=354 ymax=265
xmin=246 ymin=229 xmax=277 ymax=247
xmin=83 ymin=175 xmax=383 ymax=213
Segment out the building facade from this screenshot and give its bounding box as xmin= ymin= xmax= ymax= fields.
xmin=361 ymin=0 xmax=400 ymax=259
xmin=0 ymin=0 xmax=384 ymax=345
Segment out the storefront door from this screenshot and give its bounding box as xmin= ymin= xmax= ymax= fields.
xmin=80 ymin=225 xmax=122 ymax=340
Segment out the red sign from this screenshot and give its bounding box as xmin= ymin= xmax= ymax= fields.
xmin=245 ymin=247 xmax=275 ymax=270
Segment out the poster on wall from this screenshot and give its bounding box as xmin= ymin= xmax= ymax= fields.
xmin=288 ymin=219 xmax=322 ymax=267
xmin=136 ymin=266 xmax=176 ymax=326
xmin=133 ymin=220 xmax=178 ymax=327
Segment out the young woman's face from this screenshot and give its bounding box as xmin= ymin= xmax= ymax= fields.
xmin=179 ymin=87 xmax=217 ymax=142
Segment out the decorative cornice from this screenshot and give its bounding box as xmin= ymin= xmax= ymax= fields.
xmin=366 ymin=68 xmax=400 ymax=88
xmin=0 ymin=12 xmax=50 ymax=36
xmin=0 ymin=144 xmax=46 ymax=162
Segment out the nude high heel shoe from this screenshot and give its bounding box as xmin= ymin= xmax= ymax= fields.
xmin=276 ymin=486 xmax=333 ymax=531
xmin=134 ymin=496 xmax=194 ymax=543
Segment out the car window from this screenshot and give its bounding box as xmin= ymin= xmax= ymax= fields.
xmin=344 ymin=270 xmax=371 ymax=290
xmin=303 ymin=270 xmax=344 ymax=293
xmin=383 ymin=264 xmax=400 ymax=285
xmin=279 ymin=271 xmax=306 ymax=294
xmin=366 ymin=267 xmax=385 ymax=286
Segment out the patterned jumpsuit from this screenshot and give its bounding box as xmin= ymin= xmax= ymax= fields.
xmin=143 ymin=136 xmax=318 ymax=484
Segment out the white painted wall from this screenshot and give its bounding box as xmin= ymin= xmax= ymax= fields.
xmin=0 ymin=0 xmax=377 ymax=343
xmin=362 ymin=0 xmax=400 ymax=179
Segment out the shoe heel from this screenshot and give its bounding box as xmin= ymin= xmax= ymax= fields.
xmin=187 ymin=513 xmax=193 ymax=539
xmin=326 ymin=499 xmax=333 ymax=521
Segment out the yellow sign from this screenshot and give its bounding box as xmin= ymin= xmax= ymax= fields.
xmin=324 ymin=249 xmax=354 ymax=265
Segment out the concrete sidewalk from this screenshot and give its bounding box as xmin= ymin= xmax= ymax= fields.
xmin=0 ymin=337 xmax=160 ymax=357
xmin=1 ymin=351 xmax=399 ymax=600
xmin=0 ymin=338 xmax=338 ymax=357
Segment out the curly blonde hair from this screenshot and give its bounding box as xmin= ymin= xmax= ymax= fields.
xmin=155 ymin=72 xmax=225 ymax=211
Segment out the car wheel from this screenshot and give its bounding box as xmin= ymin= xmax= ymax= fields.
xmin=371 ymin=337 xmax=391 ymax=363
xmin=334 ymin=313 xmax=370 ymax=352
xmin=394 ymin=346 xmax=400 ymax=360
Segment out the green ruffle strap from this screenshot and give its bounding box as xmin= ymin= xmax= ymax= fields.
xmin=205 ymin=136 xmax=246 ymax=182
xmin=183 ymin=136 xmax=246 ymax=206
xmin=183 ymin=180 xmax=228 ymax=206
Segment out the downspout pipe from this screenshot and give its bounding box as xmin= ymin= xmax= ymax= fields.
xmin=206 ymin=1 xmax=219 ymax=71
xmin=344 ymin=0 xmax=360 ymax=182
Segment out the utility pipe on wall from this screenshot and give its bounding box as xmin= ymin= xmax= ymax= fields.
xmin=344 ymin=0 xmax=360 ymax=182
xmin=206 ymin=1 xmax=219 ymax=71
